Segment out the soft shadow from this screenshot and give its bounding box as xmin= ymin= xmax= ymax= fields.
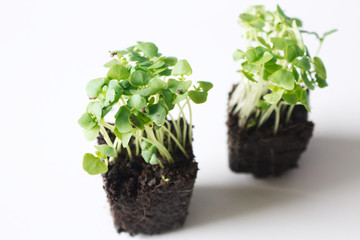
xmin=185 ymin=184 xmax=304 ymax=229
xmin=186 ymin=135 xmax=360 ymax=229
xmin=263 ymin=136 xmax=360 ymax=192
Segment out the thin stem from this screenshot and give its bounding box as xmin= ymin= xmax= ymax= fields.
xmin=273 ymin=105 xmax=280 ymax=135
xmin=144 ymin=125 xmax=174 ymax=164
xmin=316 ymin=40 xmax=323 ymax=56
xmin=100 ymin=125 xmax=113 ymax=147
xmin=135 ymin=130 xmax=140 ymax=156
xmin=100 ymin=120 xmax=115 ymax=131
xmin=120 ymin=96 xmax=126 ymax=105
xmin=114 ymin=138 xmax=121 ymax=152
xmin=126 ymin=145 xmax=133 ymax=159
xmin=164 ymin=120 xmax=173 ymax=151
xmin=177 ymin=102 xmax=188 ymax=146
xmin=161 ymin=126 xmax=189 ymax=158
xmin=134 ymin=133 xmax=174 ymax=165
xmin=168 ymin=112 xmax=182 ymax=142
xmin=258 ymin=104 xmax=276 ymax=127
xmin=186 ymin=98 xmax=193 ymax=145
xmin=286 ymin=105 xmax=295 ymax=124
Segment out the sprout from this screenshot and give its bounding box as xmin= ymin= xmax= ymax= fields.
xmin=79 ymin=42 xmax=212 ymax=174
xmin=229 ymin=5 xmax=336 ymax=133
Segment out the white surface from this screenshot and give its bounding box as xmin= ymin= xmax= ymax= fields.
xmin=1 ymin=0 xmax=360 ymax=239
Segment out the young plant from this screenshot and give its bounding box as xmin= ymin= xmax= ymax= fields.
xmin=229 ymin=5 xmax=336 ymax=133
xmin=78 ymin=42 xmax=212 ymax=175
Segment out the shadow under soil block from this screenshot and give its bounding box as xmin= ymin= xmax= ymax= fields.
xmin=98 ymin=132 xmax=198 ymax=235
xmin=227 ymin=102 xmax=314 ymax=178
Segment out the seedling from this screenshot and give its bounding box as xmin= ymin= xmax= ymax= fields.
xmin=79 ymin=42 xmax=212 ymax=175
xmin=229 ymin=5 xmax=336 ymax=133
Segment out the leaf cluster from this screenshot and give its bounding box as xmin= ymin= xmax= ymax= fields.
xmin=79 ymin=42 xmax=212 ymax=175
xmin=233 ymin=5 xmax=335 ymax=111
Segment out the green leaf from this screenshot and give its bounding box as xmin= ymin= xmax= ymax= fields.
xmin=322 ymin=29 xmax=338 ymax=40
xmin=197 ymin=81 xmax=213 ymax=92
xmin=242 ymin=61 xmax=259 ymax=73
xmin=158 ymin=68 xmax=172 ymax=76
xmin=115 ymin=106 xmax=132 ymax=133
xmin=148 ymin=61 xmax=165 ymax=69
xmin=239 ymin=13 xmax=257 ymax=22
xmin=137 ymin=42 xmax=159 ymax=58
xmin=301 ymin=71 xmax=315 ymax=90
xmin=130 ymin=70 xmax=150 ymax=87
xmin=249 ymin=18 xmax=265 ymax=31
xmin=141 ymin=140 xmax=152 ymax=150
xmin=128 ymin=113 xmax=146 ymax=130
xmin=95 ymin=151 xmax=107 ymax=159
xmin=263 ymin=89 xmax=284 ymax=104
xmin=271 ymin=37 xmax=286 ymax=50
xmin=87 ymin=102 xmax=102 ymax=121
xmin=86 ymin=78 xmax=106 ymax=99
xmin=241 ymin=70 xmax=257 ymax=82
xmin=257 ymin=36 xmax=271 ymax=48
xmin=300 ymin=30 xmax=320 ymax=39
xmin=257 ymin=100 xmax=269 ymax=110
xmin=268 ymin=84 xmax=281 ymax=92
xmin=315 ymin=74 xmax=328 ymax=88
xmin=172 ymin=59 xmax=193 ymax=76
xmin=149 ymin=77 xmax=167 ymax=92
xmin=163 ymin=57 xmax=178 ymax=66
xmin=78 ymin=113 xmax=97 ymax=130
xmin=167 ymin=79 xmax=191 ymax=94
xmin=188 ymin=90 xmax=208 ymax=104
xmin=149 ymin=154 xmax=159 ymax=165
xmin=83 ymin=125 xmax=100 ymax=141
xmin=277 ymin=5 xmax=287 ymax=20
xmin=233 ymin=49 xmax=245 ymax=61
xmin=313 ymin=57 xmax=327 ymax=80
xmin=246 ymin=46 xmax=267 ymax=63
xmin=161 ymin=89 xmax=176 ymax=110
xmin=104 ymin=59 xmax=119 ymax=68
xmin=293 ymin=57 xmax=311 ymax=71
xmin=282 ymin=91 xmax=297 ymax=105
xmin=263 ymin=61 xmax=282 ymax=80
xmin=83 ymin=153 xmax=108 ymax=175
xmin=141 ymin=150 xmax=153 ymax=163
xmin=252 ymin=51 xmax=273 ymax=65
xmin=292 ymin=65 xmax=299 ymax=81
xmin=107 ymin=64 xmax=130 ymax=80
xmin=147 ymin=104 xmax=167 ymax=126
xmin=122 ymin=132 xmax=132 ymax=148
xmin=172 ymin=91 xmax=188 ymax=104
xmin=300 ymin=90 xmax=310 ymax=111
xmin=269 ymin=69 xmax=295 ymax=90
xmin=285 ymin=44 xmax=303 ymax=62
xmin=129 ymin=87 xmax=152 ymax=97
xmin=127 ymin=94 xmax=147 ymax=111
xmin=105 ymin=80 xmax=123 ymax=106
xmin=94 ymin=145 xmax=117 ymax=157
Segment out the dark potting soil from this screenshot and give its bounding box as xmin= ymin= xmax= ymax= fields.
xmin=227 ymin=85 xmax=314 ymax=178
xmin=98 ymin=123 xmax=198 ymax=235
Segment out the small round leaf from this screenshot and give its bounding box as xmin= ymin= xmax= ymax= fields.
xmin=83 ymin=153 xmax=108 ymax=175
xmin=107 ymin=64 xmax=130 ymax=80
xmin=172 ymin=59 xmax=192 ymax=76
xmin=115 ymin=106 xmax=133 ymax=133
xmin=130 ymin=70 xmax=150 ymax=87
xmin=188 ymin=90 xmax=208 ymax=104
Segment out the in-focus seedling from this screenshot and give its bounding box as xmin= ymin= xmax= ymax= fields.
xmin=79 ymin=42 xmax=212 ymax=175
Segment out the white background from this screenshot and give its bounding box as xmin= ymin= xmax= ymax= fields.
xmin=1 ymin=0 xmax=360 ymax=239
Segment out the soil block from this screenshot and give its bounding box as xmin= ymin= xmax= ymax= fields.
xmin=98 ymin=127 xmax=198 ymax=235
xmin=227 ymin=87 xmax=314 ymax=178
